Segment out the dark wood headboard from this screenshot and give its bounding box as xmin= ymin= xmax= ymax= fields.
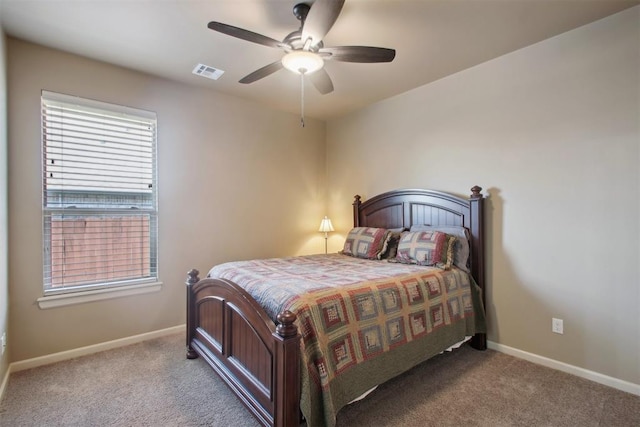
xmin=353 ymin=186 xmax=485 ymax=318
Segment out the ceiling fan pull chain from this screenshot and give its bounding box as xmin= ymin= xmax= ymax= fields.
xmin=300 ymin=71 xmax=306 ymax=128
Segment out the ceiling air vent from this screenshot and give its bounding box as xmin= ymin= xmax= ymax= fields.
xmin=192 ymin=64 xmax=224 ymax=80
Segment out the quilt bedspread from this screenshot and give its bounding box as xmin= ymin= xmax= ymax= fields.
xmin=208 ymin=254 xmax=486 ymax=427
xmin=208 ymin=254 xmax=439 ymax=321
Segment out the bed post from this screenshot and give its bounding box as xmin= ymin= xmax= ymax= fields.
xmin=353 ymin=195 xmax=362 ymax=227
xmin=186 ymin=269 xmax=200 ymax=359
xmin=273 ymin=310 xmax=301 ymax=427
xmin=468 ymin=186 xmax=487 ymax=350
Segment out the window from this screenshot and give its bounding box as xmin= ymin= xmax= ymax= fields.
xmin=41 ymin=91 xmax=158 ymax=296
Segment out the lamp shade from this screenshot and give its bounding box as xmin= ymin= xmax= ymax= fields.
xmin=318 ymin=216 xmax=334 ymax=233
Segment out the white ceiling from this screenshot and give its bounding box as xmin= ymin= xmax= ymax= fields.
xmin=1 ymin=0 xmax=637 ymax=120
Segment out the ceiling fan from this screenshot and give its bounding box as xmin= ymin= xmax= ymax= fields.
xmin=207 ymin=0 xmax=396 ymax=96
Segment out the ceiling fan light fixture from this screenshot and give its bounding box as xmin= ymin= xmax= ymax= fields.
xmin=281 ymin=51 xmax=324 ymax=75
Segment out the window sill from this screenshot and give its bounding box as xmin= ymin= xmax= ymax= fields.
xmin=37 ymin=281 xmax=163 ymax=309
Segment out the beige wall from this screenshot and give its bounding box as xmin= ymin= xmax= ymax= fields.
xmin=326 ymin=7 xmax=639 ymax=385
xmin=7 ymin=38 xmax=326 ymax=361
xmin=0 ymin=23 xmax=9 ymax=382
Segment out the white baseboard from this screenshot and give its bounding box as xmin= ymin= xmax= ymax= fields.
xmin=488 ymin=340 xmax=640 ymax=396
xmin=9 ymin=324 xmax=185 ymax=374
xmin=0 ymin=362 xmax=10 ymax=404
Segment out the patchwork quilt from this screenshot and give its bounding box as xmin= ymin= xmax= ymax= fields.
xmin=208 ymin=254 xmax=486 ymax=427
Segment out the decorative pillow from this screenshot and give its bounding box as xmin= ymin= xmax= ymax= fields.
xmin=341 ymin=227 xmax=391 ymax=260
xmin=379 ymin=228 xmax=407 ymax=260
xmin=410 ymin=225 xmax=470 ymax=272
xmin=394 ymin=230 xmax=455 ymax=269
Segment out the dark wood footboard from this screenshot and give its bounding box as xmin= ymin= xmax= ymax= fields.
xmin=186 ymin=269 xmax=301 ymax=427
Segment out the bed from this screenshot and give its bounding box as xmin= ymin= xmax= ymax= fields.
xmin=185 ymin=186 xmax=486 ymax=427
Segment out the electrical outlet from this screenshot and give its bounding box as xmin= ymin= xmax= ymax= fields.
xmin=552 ymin=318 xmax=563 ymax=334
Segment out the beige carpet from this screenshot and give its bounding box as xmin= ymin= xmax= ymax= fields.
xmin=0 ymin=333 xmax=638 ymax=426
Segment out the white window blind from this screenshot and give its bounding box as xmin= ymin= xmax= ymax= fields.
xmin=42 ymin=91 xmax=158 ymax=294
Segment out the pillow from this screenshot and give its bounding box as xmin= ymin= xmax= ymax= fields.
xmin=410 ymin=225 xmax=470 ymax=272
xmin=394 ymin=230 xmax=455 ymax=269
xmin=341 ymin=227 xmax=391 ymax=260
xmin=379 ymin=228 xmax=407 ymax=260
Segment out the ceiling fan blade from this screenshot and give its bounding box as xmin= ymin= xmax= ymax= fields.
xmin=319 ymin=46 xmax=396 ymax=63
xmin=239 ymin=61 xmax=284 ymax=84
xmin=309 ymin=68 xmax=334 ymax=95
xmin=208 ymin=22 xmax=284 ymax=49
xmin=301 ymin=0 xmax=345 ymax=47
